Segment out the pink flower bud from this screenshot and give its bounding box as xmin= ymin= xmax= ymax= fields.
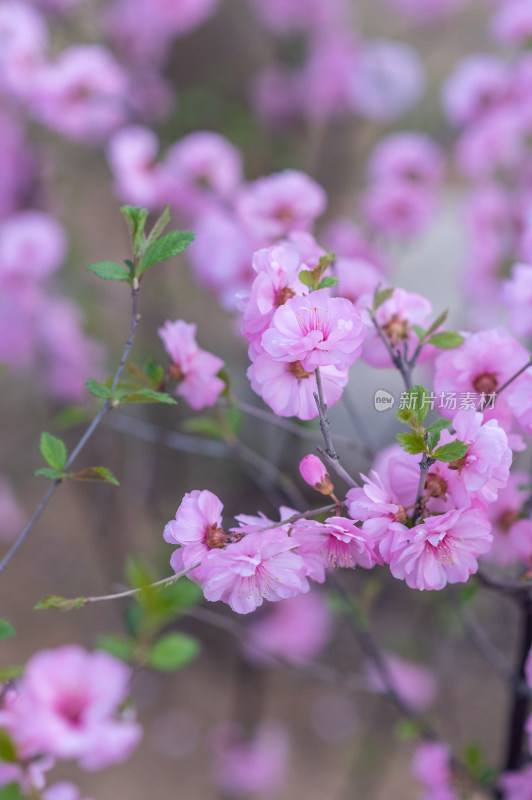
xmin=299 ymin=454 xmax=334 ymax=495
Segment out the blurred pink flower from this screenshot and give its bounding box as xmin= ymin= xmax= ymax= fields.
xmin=499 ymin=765 xmax=532 ymax=800
xmin=491 ymin=1 xmax=532 ymax=46
xmin=361 ymin=179 xmax=436 ymax=238
xmin=367 ymin=133 xmax=445 ymax=186
xmin=412 ymin=741 xmax=458 ymax=800
xmin=107 ymin=125 xmax=169 ymax=208
xmin=366 ymin=654 xmax=437 ymax=713
xmin=441 ymin=55 xmax=509 ymax=127
xmin=484 ymin=470 xmax=532 ymax=568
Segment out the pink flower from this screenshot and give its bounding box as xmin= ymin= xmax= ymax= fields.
xmin=367 ymin=133 xmax=445 ymax=186
xmin=164 ymin=489 xmax=226 ymax=573
xmin=389 ymin=507 xmax=493 ymax=590
xmin=299 ymin=31 xmax=359 ymax=121
xmin=158 ymin=320 xmax=224 ymax=410
xmin=34 ymin=45 xmax=128 ymax=142
xmin=502 ymin=263 xmax=532 ymax=339
xmin=353 ymin=39 xmax=425 ymax=122
xmin=241 ymin=590 xmax=332 ymax=666
xmin=293 ymin=516 xmax=381 ymax=570
xmin=202 ymin=530 xmax=308 ymax=614
xmin=499 ymin=765 xmax=532 ymax=800
xmin=251 ymin=64 xmax=303 ymax=130
xmin=361 ymin=179 xmax=436 ymax=238
xmin=412 ymin=741 xmax=458 ymax=800
xmin=43 ymin=784 xmax=94 ymax=800
xmin=299 ymin=454 xmax=333 ymax=495
xmin=248 ymin=351 xmax=348 ymax=420
xmin=0 ymin=646 xmax=141 ymax=770
xmin=492 ymin=1 xmax=532 ymax=46
xmin=165 ymin=131 xmax=243 ymax=220
xmin=107 ymin=125 xmax=168 ymax=208
xmin=261 ymin=288 xmax=366 ymax=372
xmin=346 ymin=470 xmax=410 ymax=561
xmin=248 ymin=0 xmax=347 ymax=34
xmin=441 ymin=55 xmax=509 ymax=127
xmin=236 ymin=170 xmax=327 ymax=242
xmin=484 ymin=470 xmax=532 ymax=568
xmin=334 ymin=256 xmax=386 ymax=308
xmin=0 ymin=2 xmax=48 ymax=99
xmin=506 ymin=371 xmax=532 ymax=436
xmin=361 ymin=288 xmax=434 ymax=368
xmin=366 ymin=654 xmax=437 ymax=713
xmin=320 ymin=217 xmax=387 ymax=269
xmin=210 ymin=720 xmax=289 ymax=796
xmin=456 ymin=108 xmax=527 ymax=180
xmin=0 ymin=211 xmax=66 ymax=286
xmin=382 ymin=0 xmax=466 ymax=25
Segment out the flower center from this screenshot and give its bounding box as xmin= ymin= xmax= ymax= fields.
xmin=169 ymin=363 xmax=184 ymax=381
xmin=274 ymin=205 xmax=295 ymax=223
xmin=296 ymin=306 xmax=331 ymax=338
xmin=382 ymin=314 xmax=409 ymax=346
xmin=288 ymin=360 xmax=312 ymax=379
xmin=276 ymin=286 xmax=296 ymax=307
xmin=205 ymin=524 xmax=227 ymax=549
xmin=473 ymin=372 xmax=498 ymax=394
xmin=425 ymin=473 xmax=448 ymax=498
xmin=434 ymin=537 xmax=454 ymax=567
xmin=496 ymin=509 xmax=519 ymax=532
xmin=56 ymin=694 xmax=86 ymax=727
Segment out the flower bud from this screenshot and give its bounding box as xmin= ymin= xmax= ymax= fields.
xmin=299 ymin=454 xmax=334 ymax=495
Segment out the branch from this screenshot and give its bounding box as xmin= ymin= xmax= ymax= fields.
xmin=370 ymin=316 xmax=412 ymax=392
xmin=313 ymin=368 xmax=359 ymax=489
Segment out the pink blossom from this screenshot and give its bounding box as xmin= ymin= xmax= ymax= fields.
xmin=0 ymin=1 xmax=48 ymax=99
xmin=334 ymin=256 xmax=386 ymax=308
xmin=165 ymin=131 xmax=243 ymax=220
xmin=441 ymin=55 xmax=510 ymax=127
xmin=0 ymin=111 xmax=35 ymax=220
xmin=361 ymin=288 xmax=434 ymax=368
xmin=248 ymin=0 xmax=347 ymax=34
xmin=0 ymin=646 xmax=141 ymax=770
xmin=43 ymin=784 xmax=94 ymax=800
xmin=492 ymin=1 xmax=532 ymax=46
xmin=299 ymin=454 xmax=333 ymax=494
xmin=107 ymin=125 xmax=168 ymax=208
xmin=164 ymin=489 xmax=226 ymax=573
xmin=368 ymin=133 xmax=445 ymax=186
xmin=484 ymin=470 xmax=532 ymax=568
xmin=292 ymin=516 xmax=381 ymax=570
xmin=346 ymin=470 xmax=410 ymax=562
xmin=202 ymin=530 xmax=307 ymax=614
xmin=210 ymin=720 xmax=289 ymax=796
xmin=455 ymin=108 xmax=527 ymax=180
xmin=361 ymin=179 xmax=436 ymax=238
xmin=158 ymin=320 xmax=224 ymax=409
xmin=320 ymin=218 xmax=387 ymax=270
xmin=499 ymin=765 xmax=532 ymax=800
xmin=251 ymin=65 xmax=303 ymax=130
xmin=506 ymin=371 xmax=532 ymax=435
xmin=241 ymin=590 xmax=332 ymax=666
xmin=366 ymin=654 xmax=437 ymax=713
xmin=353 ymin=39 xmax=425 ymax=122
xmin=0 ymin=211 xmax=66 ymax=287
xmin=34 ymin=45 xmax=128 ymax=142
xmin=299 ymin=32 xmax=359 ymax=121
xmin=389 ymin=507 xmax=493 ymax=590
xmin=261 ymin=288 xmax=366 ymax=372
xmin=502 ymin=263 xmax=532 ymax=339
xmin=248 ymin=351 xmax=348 ymax=420
xmin=433 ymin=327 xmax=531 ymax=430
xmin=236 ymin=170 xmax=327 ymax=242
xmin=382 ymin=0 xmax=467 ymax=25
xmin=412 ymin=741 xmax=457 ymax=800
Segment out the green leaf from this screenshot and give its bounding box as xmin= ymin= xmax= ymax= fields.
xmin=411 ymin=324 xmax=425 ymax=340
xmin=67 ymin=467 xmax=119 ymax=486
xmin=424 ymin=309 xmax=448 ymax=339
xmin=181 ymin=417 xmax=223 ymax=438
xmin=40 ymin=432 xmax=67 ymax=471
xmin=373 ymin=287 xmax=393 ymax=310
xmin=458 ymin=582 xmax=478 ymax=605
xmin=216 ymin=367 xmax=231 ymax=399
xmin=144 ymin=358 xmax=165 ymax=387
xmin=117 ymin=388 xmax=177 ymax=405
xmin=426 ymin=418 xmax=452 ymax=452
xmin=34 ymin=467 xmax=64 ymax=480
xmin=145 ymin=205 xmax=171 ymax=248
xmin=158 ymin=578 xmax=203 ymax=611
xmin=86 ymin=261 xmax=130 ymax=282
xmin=298 ymin=269 xmax=314 ymax=289
xmin=396 ymin=407 xmax=416 ymax=426
xmin=433 ymin=441 xmax=468 ymax=463
xmin=125 ymin=556 xmax=153 ymax=590
xmin=428 ymin=331 xmax=464 ymax=350
xmin=0 ymin=619 xmax=15 ymax=642
xmin=121 ymin=206 xmax=148 ymax=256
xmin=0 ymin=782 xmax=26 ymax=800
xmin=318 ymin=276 xmax=339 ymax=289
xmin=398 ymin=385 xmax=432 ymax=427
xmin=97 ymin=634 xmax=136 ymax=663
xmin=0 ymin=666 xmax=22 ymax=681
xmin=138 ymin=230 xmax=195 ymax=276
xmin=464 ymin=742 xmax=484 ymax=779
xmin=396 ymin=431 xmax=427 ymax=455
xmin=0 ymin=730 xmax=17 ymax=762
xmin=86 ymin=378 xmax=112 ymax=400
xmin=146 ymin=632 xmax=200 ymax=671
xmin=394 ymin=718 xmax=423 ymax=741
xmin=34 ymin=595 xmax=86 ymax=611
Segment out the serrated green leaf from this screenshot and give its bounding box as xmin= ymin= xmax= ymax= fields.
xmin=396 ymin=407 xmax=416 ymax=426
xmin=145 ymin=205 xmax=171 ymax=248
xmin=121 ymin=206 xmax=148 ymax=257
xmin=398 ymin=385 xmax=432 ymax=427
xmin=396 ymin=431 xmax=427 ymax=455
xmin=426 ymin=431 xmax=441 ymax=452
xmin=34 ymin=595 xmax=86 ymax=611
xmin=428 ymin=331 xmax=464 ymax=350
xmin=0 ymin=730 xmax=17 ymax=762
xmin=117 ymin=388 xmax=177 ymax=405
xmin=373 ymin=287 xmax=393 ymax=310
xmin=318 ymin=276 xmax=339 ymax=289
xmin=144 ymin=358 xmax=165 ymax=387
xmin=0 ymin=619 xmax=15 ymax=642
xmin=86 ymin=378 xmax=112 ymax=400
xmin=138 ymin=230 xmax=195 ymax=276
xmin=97 ymin=634 xmax=136 ymax=663
xmin=433 ymin=441 xmax=468 ymax=463
xmin=67 ymin=467 xmax=119 ymax=486
xmin=146 ymin=632 xmax=200 ymax=671
xmin=424 ymin=309 xmax=448 ymax=339
xmin=34 ymin=467 xmax=64 ymax=480
xmin=0 ymin=781 xmax=25 ymax=800
xmin=426 ymin=418 xmax=452 ymax=434
xmin=40 ymin=432 xmax=67 ymax=471
xmin=298 ymin=269 xmax=315 ymax=289
xmin=86 ymin=261 xmax=130 ymax=282
xmin=181 ymin=417 xmax=223 ymax=438
xmin=411 ymin=324 xmax=425 ymax=340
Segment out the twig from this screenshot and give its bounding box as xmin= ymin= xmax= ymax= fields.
xmin=504 ymin=595 xmax=532 ymax=771
xmin=83 ymin=565 xmax=197 ymax=604
xmin=257 ymin=503 xmax=339 ymax=532
xmin=370 ymin=317 xmax=412 ymax=392
xmin=314 ymin=368 xmax=359 ymax=489
xmin=411 ymin=452 xmax=434 ymax=524
xmin=0 ymin=288 xmax=141 ymax=575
